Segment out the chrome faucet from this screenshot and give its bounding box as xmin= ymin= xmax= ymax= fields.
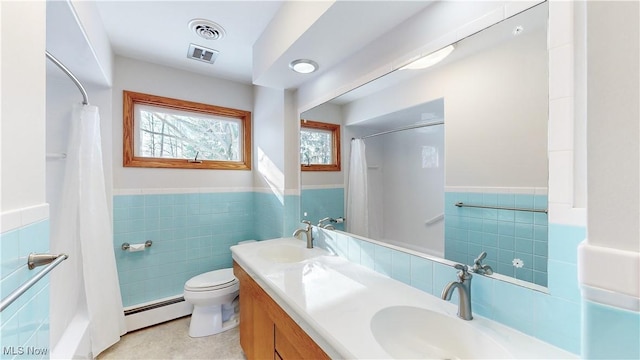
xmin=293 ymin=220 xmax=314 ymax=248
xmin=317 ymin=217 xmax=336 ymax=230
xmin=441 ymin=264 xmax=473 ymax=320
xmin=471 ymin=251 xmax=494 ymax=275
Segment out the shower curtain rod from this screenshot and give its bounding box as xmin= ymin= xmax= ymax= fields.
xmin=355 ymin=120 xmax=444 ymax=140
xmin=45 ymin=51 xmax=89 ymax=105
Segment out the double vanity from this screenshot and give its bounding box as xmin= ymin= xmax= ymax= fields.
xmin=231 ymin=237 xmax=575 ymax=359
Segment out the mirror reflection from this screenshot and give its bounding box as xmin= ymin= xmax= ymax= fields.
xmin=300 ymin=3 xmax=548 ymax=287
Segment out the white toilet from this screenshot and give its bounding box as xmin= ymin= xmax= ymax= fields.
xmin=184 ymin=268 xmax=240 ymax=338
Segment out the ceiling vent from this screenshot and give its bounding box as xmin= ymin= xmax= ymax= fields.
xmin=189 ymin=19 xmax=225 ymax=40
xmin=187 ymin=44 xmax=219 ymax=64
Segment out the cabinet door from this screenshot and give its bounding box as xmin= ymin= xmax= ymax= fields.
xmin=234 ymin=261 xmax=329 ymax=360
xmin=237 ymin=268 xmax=254 ymax=357
xmin=234 ymin=262 xmax=275 ymax=360
xmin=274 ymin=314 xmax=330 ymax=360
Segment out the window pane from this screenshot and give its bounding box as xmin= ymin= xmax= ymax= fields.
xmin=134 ymin=104 xmax=242 ymax=161
xmin=300 ymin=128 xmax=333 ymax=165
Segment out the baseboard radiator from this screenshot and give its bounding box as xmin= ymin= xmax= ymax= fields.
xmin=124 ymin=295 xmax=193 ymax=332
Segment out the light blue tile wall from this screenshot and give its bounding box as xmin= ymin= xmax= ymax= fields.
xmin=254 ymin=192 xmax=284 ymax=240
xmin=300 ymin=188 xmax=345 ymax=231
xmin=445 ymin=192 xmax=549 ymax=287
xmin=284 ymin=195 xmax=301 ymax=238
xmin=254 ymin=192 xmax=302 ymax=240
xmin=315 ymin=223 xmax=585 ymax=355
xmin=113 ymin=192 xmax=254 ymax=307
xmin=1 ymin=220 xmax=50 ymax=359
xmin=583 ymin=300 xmax=640 ymax=359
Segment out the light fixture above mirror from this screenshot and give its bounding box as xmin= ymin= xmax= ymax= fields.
xmin=400 ymin=44 xmax=455 ymax=70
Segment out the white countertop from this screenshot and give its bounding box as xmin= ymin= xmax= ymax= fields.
xmin=231 ymin=237 xmax=576 ymax=359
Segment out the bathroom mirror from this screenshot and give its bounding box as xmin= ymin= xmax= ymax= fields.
xmin=300 ymin=2 xmax=549 ymax=287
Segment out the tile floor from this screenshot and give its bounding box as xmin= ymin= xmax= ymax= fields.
xmin=98 ymin=317 xmax=245 ymax=359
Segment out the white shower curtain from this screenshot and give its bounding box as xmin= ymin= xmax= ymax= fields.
xmin=347 ymin=139 xmax=369 ymax=237
xmin=55 ymin=104 xmax=125 ymax=355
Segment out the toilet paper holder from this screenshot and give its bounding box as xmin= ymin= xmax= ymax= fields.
xmin=121 ymin=240 xmax=153 ymax=251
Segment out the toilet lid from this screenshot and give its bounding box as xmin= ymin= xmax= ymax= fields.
xmin=185 ymin=268 xmax=237 ymax=291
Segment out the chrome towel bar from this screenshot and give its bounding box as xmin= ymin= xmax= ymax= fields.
xmin=454 ymin=202 xmax=548 ymax=214
xmin=0 ymin=253 xmax=68 ymax=312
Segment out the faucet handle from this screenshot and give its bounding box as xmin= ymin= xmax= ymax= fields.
xmin=454 ymin=263 xmax=468 ymax=271
xmin=454 ymin=264 xmax=471 ymax=280
xmin=471 ymin=251 xmax=494 ymax=275
xmin=301 ymin=220 xmax=312 ymax=230
xmin=473 ymin=251 xmax=487 ymax=264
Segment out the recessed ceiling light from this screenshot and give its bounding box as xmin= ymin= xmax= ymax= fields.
xmin=401 ymin=45 xmax=455 ymax=70
xmin=289 ymin=59 xmax=319 ymax=74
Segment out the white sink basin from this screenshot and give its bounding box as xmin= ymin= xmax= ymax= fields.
xmin=258 ymin=244 xmax=326 ymax=263
xmin=371 ymin=306 xmax=511 ymax=359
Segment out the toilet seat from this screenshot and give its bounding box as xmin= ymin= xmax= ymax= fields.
xmin=185 ymin=268 xmax=238 ymax=292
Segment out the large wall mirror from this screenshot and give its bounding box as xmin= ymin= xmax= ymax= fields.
xmin=300 ymin=2 xmax=549 ymax=287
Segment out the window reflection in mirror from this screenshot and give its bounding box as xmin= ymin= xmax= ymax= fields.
xmin=300 ymin=119 xmax=341 ymax=171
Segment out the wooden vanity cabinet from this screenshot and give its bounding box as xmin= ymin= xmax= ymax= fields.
xmin=233 ymin=261 xmax=330 ymax=360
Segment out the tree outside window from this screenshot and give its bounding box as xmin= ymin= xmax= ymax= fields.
xmin=123 ymin=91 xmax=251 ymax=170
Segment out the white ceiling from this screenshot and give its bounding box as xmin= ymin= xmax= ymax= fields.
xmin=95 ymin=1 xmax=432 ymax=87
xmin=250 ymin=1 xmax=433 ymax=89
xmin=96 ymin=1 xmax=284 ymax=84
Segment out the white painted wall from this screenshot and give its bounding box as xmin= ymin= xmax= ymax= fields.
xmin=69 ymin=0 xmax=113 ymax=85
xmin=586 ymin=1 xmax=639 ymax=253
xmin=253 ymin=85 xmax=286 ymax=192
xmin=300 ymin=102 xmax=344 ymax=187
xmin=0 ymin=1 xmax=46 ymax=213
xmin=253 ymin=1 xmax=332 ymax=85
xmin=283 ymin=89 xmax=299 ymax=192
xmin=46 ymin=1 xmax=111 ymax=89
xmin=343 ymin=29 xmax=547 ymax=188
xmin=112 ymin=56 xmax=254 ymax=190
xmin=578 ymin=1 xmax=640 ymax=306
xmin=252 ymin=86 xmax=299 ymax=194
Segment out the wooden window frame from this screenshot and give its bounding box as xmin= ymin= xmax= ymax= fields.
xmin=300 ymin=119 xmax=341 ymax=172
xmin=123 ymin=90 xmax=252 ymax=170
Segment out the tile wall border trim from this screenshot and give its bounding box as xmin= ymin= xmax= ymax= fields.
xmin=301 ymin=184 xmax=344 ymax=190
xmin=1 ymin=203 xmax=50 ymax=233
xmin=582 ymin=285 xmax=640 ymax=313
xmin=444 ymin=186 xmax=548 ymax=195
xmin=578 ymin=242 xmax=640 ymax=310
xmin=113 ymin=187 xmax=255 ymax=195
xmin=253 ymin=187 xmax=299 ymax=196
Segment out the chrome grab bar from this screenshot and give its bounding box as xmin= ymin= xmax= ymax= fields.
xmin=0 ymin=253 xmax=68 ymax=312
xmin=454 ymin=202 xmax=548 ymax=214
